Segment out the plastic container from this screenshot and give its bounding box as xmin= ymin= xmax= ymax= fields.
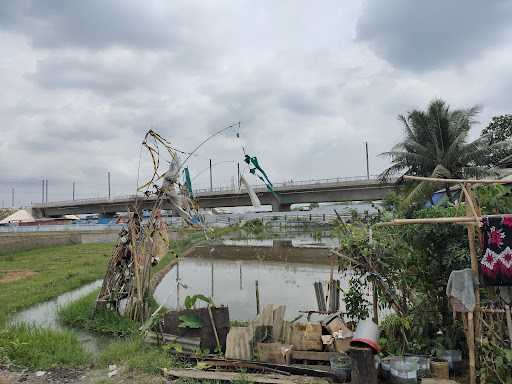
xmin=351 ymin=318 xmax=381 ymax=352
xmin=329 ymin=354 xmax=351 ymax=382
xmin=390 ymin=357 xmax=417 ymax=384
xmin=406 ymin=355 xmax=431 ymax=378
xmin=441 ymin=350 xmax=462 ymax=372
xmin=380 ymin=356 xmax=396 ymax=380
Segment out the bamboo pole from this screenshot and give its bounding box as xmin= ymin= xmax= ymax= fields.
xmin=462 ymin=184 xmax=480 ymax=221
xmin=505 ymin=305 xmax=512 ymax=349
xmin=376 ymin=217 xmax=479 ymax=226
xmin=403 ymin=175 xmax=511 ymax=184
xmin=467 ymin=312 xmax=476 ymax=384
xmin=464 ymin=185 xmax=479 ymax=384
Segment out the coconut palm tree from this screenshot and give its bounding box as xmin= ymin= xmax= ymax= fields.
xmin=380 ymin=99 xmax=502 ymax=204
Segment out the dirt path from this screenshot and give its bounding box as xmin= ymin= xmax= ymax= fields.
xmin=0 ymin=367 xmax=167 ymax=384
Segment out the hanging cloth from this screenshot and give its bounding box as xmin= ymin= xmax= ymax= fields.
xmin=244 ymin=155 xmax=273 ymax=188
xmin=240 ymin=175 xmax=261 ymax=208
xmin=480 ymin=215 xmax=512 ymax=286
xmin=183 ymin=167 xmax=193 ymax=197
xmin=446 ymin=269 xmax=477 ymax=313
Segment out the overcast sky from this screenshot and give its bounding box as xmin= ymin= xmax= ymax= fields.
xmin=1 ymin=0 xmax=512 ymax=207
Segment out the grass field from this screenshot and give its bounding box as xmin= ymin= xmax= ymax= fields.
xmin=0 ymin=243 xmax=113 ymax=325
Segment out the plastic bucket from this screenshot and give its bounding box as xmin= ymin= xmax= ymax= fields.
xmin=350 ymin=318 xmax=381 ymax=352
xmin=329 ymin=354 xmax=351 ymax=382
xmin=390 ymin=357 xmax=417 ymax=384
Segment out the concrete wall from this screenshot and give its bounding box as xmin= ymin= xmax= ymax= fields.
xmin=0 ymin=230 xmax=117 ymax=254
xmin=0 ymin=230 xmax=184 ymax=254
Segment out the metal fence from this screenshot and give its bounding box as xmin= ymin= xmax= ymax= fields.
xmin=0 ymin=211 xmax=347 ymax=233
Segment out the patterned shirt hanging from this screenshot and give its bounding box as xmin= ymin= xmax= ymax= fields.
xmin=480 ymin=215 xmax=512 ymax=286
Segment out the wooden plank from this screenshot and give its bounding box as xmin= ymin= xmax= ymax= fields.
xmin=290 ymin=351 xmax=338 ymax=362
xmin=272 ymin=305 xmax=286 ymax=341
xmin=225 ymin=327 xmax=253 ymax=360
xmin=257 ymin=343 xmax=292 ymax=364
xmin=163 ymin=368 xmax=331 ymax=384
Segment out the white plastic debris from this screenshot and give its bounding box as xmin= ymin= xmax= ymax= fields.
xmin=35 ymin=371 xmax=46 ymax=377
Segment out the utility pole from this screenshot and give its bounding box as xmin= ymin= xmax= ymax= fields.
xmin=107 ymin=172 xmax=111 ymax=199
xmin=209 ymin=159 xmax=213 ymax=192
xmin=41 ymin=179 xmax=45 ymax=204
xmin=11 ymin=188 xmax=14 ymax=208
xmin=45 ymin=179 xmax=48 ymax=204
xmin=72 ymin=181 xmax=75 ymax=201
xmin=365 ymin=141 xmax=370 ymax=180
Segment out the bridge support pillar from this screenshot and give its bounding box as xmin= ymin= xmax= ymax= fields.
xmin=271 ymin=201 xmax=291 ymax=212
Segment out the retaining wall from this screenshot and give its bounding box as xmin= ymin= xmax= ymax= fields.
xmin=0 ymin=231 xmax=116 ymax=254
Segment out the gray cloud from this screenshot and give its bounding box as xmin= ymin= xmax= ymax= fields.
xmin=1 ymin=1 xmax=511 ymax=207
xmin=357 ymin=0 xmax=512 ymax=71
xmin=0 ymin=0 xmax=199 ymax=50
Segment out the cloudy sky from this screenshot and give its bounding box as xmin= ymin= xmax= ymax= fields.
xmin=1 ymin=0 xmax=512 ymax=207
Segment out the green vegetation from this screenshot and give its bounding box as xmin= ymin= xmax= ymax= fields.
xmin=58 ymin=290 xmax=139 ymax=337
xmin=98 ymin=337 xmax=172 ymax=374
xmin=379 ymin=99 xmax=509 ymax=205
xmin=0 ymin=324 xmax=91 ymax=369
xmin=0 ymin=243 xmax=113 ymax=325
xmin=481 ymin=114 xmax=512 ymax=166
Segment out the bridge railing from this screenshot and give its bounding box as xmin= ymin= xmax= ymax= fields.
xmin=32 ymin=174 xmax=385 ymax=207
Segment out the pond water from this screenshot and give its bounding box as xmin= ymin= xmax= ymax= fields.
xmin=154 ymin=243 xmax=366 ymax=321
xmin=9 ymin=279 xmax=110 ymax=353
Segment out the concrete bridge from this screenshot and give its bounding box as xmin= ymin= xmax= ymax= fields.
xmin=31 ymin=176 xmax=397 ymax=217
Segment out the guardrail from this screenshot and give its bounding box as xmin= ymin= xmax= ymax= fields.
xmin=33 ymin=175 xmax=385 ymax=208
xmin=0 ymin=209 xmax=361 ymax=233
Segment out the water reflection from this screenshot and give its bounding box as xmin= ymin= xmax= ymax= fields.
xmin=154 ymin=256 xmax=355 ymax=321
xmin=10 ymin=280 xmax=110 ymax=353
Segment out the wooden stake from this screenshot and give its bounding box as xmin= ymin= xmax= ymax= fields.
xmin=256 ymin=280 xmax=260 ymax=315
xmin=467 ymin=312 xmax=476 ymax=384
xmin=505 ymin=305 xmax=512 ymax=349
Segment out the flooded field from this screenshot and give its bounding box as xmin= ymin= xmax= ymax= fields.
xmin=154 ymin=242 xmax=361 ymax=321
xmin=10 ymin=280 xmax=110 ymax=353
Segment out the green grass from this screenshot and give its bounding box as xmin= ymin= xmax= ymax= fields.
xmin=0 ymin=324 xmax=91 ymax=369
xmin=98 ymin=336 xmax=174 ymax=374
xmin=0 ymin=243 xmax=113 ymax=325
xmin=58 ymin=289 xmax=139 ymax=337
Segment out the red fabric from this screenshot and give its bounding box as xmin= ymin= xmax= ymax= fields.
xmin=480 ymin=215 xmax=512 ymax=286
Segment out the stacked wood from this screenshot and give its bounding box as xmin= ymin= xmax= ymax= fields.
xmin=289 ymin=323 xmax=323 ymax=351
xmin=256 ymin=343 xmax=293 ymax=364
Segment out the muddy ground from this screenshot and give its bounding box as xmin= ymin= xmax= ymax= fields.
xmin=0 ymin=367 xmax=167 ymax=384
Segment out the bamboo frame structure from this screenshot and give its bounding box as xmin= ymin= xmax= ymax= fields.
xmin=377 ymin=175 xmax=511 ymax=384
